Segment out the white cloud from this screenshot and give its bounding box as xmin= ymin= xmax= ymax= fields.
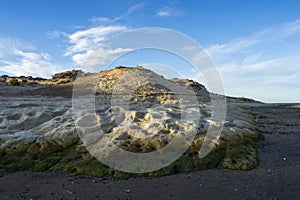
xmin=65 ymin=26 xmax=127 ymax=55
xmin=202 ymin=18 xmax=300 ymax=102
xmin=207 ymin=37 xmax=260 ymax=56
xmin=265 ymin=73 xmax=300 ymax=85
xmin=0 ymin=38 xmax=62 ymax=77
xmin=0 ymin=3 xmax=142 ymax=77
xmin=82 ymin=46 xmax=133 ymax=72
xmin=156 ymin=11 xmax=172 ymax=17
xmin=41 ymin=52 xmax=51 ymax=61
xmin=89 ymin=3 xmax=144 ymax=26
xmin=156 ymin=7 xmax=184 ymax=17
xmin=244 ymin=59 xmax=279 ymax=72
xmin=0 ymin=38 xmax=35 ymax=58
xmin=278 ymin=18 xmax=300 ymax=37
xmin=89 ymin=17 xmax=111 ymax=25
xmin=61 ymin=3 xmax=149 ymax=68
xmin=0 ymin=49 xmax=63 ymax=78
xmin=126 ymin=3 xmax=144 ymax=15
xmin=70 ymin=46 xmax=133 ymax=68
xmin=46 ymin=31 xmax=68 ymax=39
xmin=207 ymin=18 xmax=300 ymax=57
xmin=63 ymin=25 xmax=129 ymax=68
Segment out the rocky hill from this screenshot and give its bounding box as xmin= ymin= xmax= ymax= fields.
xmin=0 ymin=70 xmax=84 ymax=86
xmin=0 ymin=66 xmax=263 ymax=178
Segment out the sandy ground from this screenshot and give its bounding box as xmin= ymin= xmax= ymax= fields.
xmin=0 ymin=166 xmax=299 ymax=200
xmin=0 ymin=87 xmax=299 ymax=199
xmin=0 ymin=85 xmax=73 ymax=98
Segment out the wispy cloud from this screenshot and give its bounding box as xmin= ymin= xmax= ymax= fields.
xmin=265 ymin=73 xmax=300 ymax=85
xmin=60 ymin=3 xmax=147 ymax=67
xmin=0 ymin=38 xmax=35 ymax=58
xmin=65 ymin=25 xmax=127 ymax=55
xmin=89 ymin=17 xmax=111 ymax=25
xmin=126 ymin=2 xmax=144 ymax=15
xmin=89 ymin=2 xmax=144 ymax=26
xmin=207 ymin=37 xmax=260 ymax=56
xmin=46 ymin=31 xmax=68 ymax=39
xmin=0 ymin=37 xmax=64 ymax=77
xmin=63 ymin=25 xmax=128 ymax=66
xmin=0 ymin=48 xmax=63 ymax=78
xmin=277 ymin=18 xmax=300 ymax=37
xmin=202 ymin=18 xmax=300 ymax=102
xmin=79 ymin=46 xmax=133 ymax=72
xmin=156 ymin=6 xmax=184 ymax=17
xmin=207 ymin=18 xmax=300 ymax=57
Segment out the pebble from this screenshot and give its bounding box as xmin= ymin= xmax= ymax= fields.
xmin=123 ymin=189 xmax=131 ymax=193
xmin=65 ymin=189 xmax=73 ymax=195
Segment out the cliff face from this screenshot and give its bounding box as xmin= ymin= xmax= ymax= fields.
xmin=0 ymin=67 xmax=263 ymax=178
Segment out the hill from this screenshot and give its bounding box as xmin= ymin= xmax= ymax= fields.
xmin=0 ymin=66 xmax=263 ymax=178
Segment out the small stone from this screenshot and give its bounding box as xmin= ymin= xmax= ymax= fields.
xmin=123 ymin=189 xmax=131 ymax=193
xmin=65 ymin=189 xmax=73 ymax=195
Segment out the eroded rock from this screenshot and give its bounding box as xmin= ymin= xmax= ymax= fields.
xmin=0 ymin=67 xmax=263 ymax=178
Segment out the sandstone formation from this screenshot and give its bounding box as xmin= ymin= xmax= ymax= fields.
xmin=0 ymin=67 xmax=263 ymax=178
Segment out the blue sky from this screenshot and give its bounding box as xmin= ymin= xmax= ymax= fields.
xmin=0 ymin=0 xmax=300 ymax=102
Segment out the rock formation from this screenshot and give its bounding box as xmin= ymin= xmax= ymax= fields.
xmin=0 ymin=66 xmax=263 ymax=178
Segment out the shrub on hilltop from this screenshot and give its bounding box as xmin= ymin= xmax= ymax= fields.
xmin=8 ymin=78 xmax=20 ymax=86
xmin=51 ymin=70 xmax=84 ymax=82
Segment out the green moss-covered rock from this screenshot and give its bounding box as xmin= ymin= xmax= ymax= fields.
xmin=63 ymin=159 xmax=112 ymax=177
xmin=0 ymin=125 xmax=263 ymax=178
xmin=221 ymin=144 xmax=259 ymax=170
xmin=0 ymin=68 xmax=264 ymax=179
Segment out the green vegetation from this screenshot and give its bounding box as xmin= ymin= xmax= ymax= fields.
xmin=114 ymin=66 xmax=127 ymax=69
xmin=8 ymin=78 xmax=20 ymax=86
xmin=0 ymin=131 xmax=262 ymax=178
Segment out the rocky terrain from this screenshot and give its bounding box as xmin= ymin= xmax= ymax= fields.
xmin=0 ymin=70 xmax=83 ymax=86
xmin=0 ymin=67 xmax=299 ymax=199
xmin=1 ymin=102 xmax=299 ymax=199
xmin=0 ymin=67 xmax=263 ymax=178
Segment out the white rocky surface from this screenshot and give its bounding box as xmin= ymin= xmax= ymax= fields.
xmin=0 ymin=67 xmax=263 ymax=177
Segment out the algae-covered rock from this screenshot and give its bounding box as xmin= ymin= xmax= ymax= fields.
xmin=0 ymin=67 xmax=263 ymax=178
